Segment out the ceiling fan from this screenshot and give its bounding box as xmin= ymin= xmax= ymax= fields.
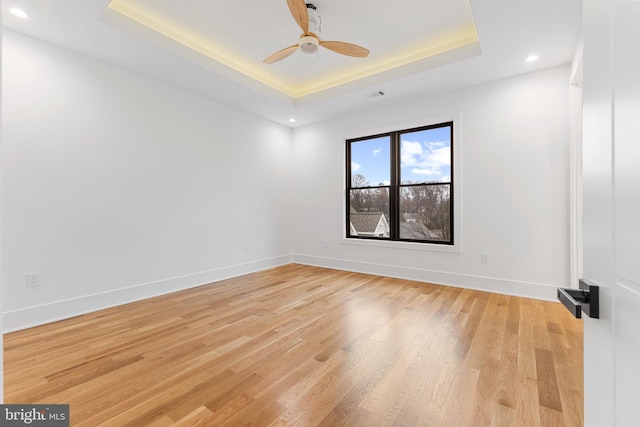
xmin=263 ymin=0 xmax=370 ymax=64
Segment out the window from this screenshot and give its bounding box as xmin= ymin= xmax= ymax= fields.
xmin=346 ymin=121 xmax=453 ymax=245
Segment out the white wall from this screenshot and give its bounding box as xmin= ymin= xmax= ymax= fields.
xmin=2 ymin=31 xmax=293 ymax=331
xmin=291 ymin=65 xmax=571 ymax=300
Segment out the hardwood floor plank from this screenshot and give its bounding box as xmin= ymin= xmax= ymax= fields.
xmin=515 ymin=376 xmax=542 ymax=426
xmin=535 ymin=348 xmax=563 ymax=412
xmin=223 ymin=398 xmax=287 ymax=427
xmin=317 ymin=360 xmax=390 ymax=426
xmin=3 ymin=264 xmax=583 ymax=426
xmin=437 ymin=366 xmax=480 ymax=426
xmin=490 ymin=403 xmax=516 ymax=427
xmin=474 ymin=356 xmax=501 ymax=426
xmin=539 ymin=406 xmax=566 ymax=427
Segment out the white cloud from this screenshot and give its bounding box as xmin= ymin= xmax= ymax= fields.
xmin=401 ymin=139 xmax=451 ymax=181
xmin=400 ymin=141 xmax=423 ymax=166
xmin=412 ymin=168 xmax=436 ymax=175
xmin=351 ymin=162 xmax=361 ymax=172
xmin=428 ymin=146 xmax=451 ymax=168
xmin=372 ymin=148 xmax=382 ymax=156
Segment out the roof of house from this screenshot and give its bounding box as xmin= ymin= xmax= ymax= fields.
xmin=400 ymin=221 xmax=434 ymax=240
xmin=403 ymin=213 xmax=418 ymax=222
xmin=350 ymin=212 xmax=386 ymax=234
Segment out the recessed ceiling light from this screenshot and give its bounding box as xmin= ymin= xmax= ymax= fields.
xmin=9 ymin=8 xmax=29 ymax=19
xmin=525 ymin=55 xmax=539 ymax=63
xmin=289 ymin=118 xmax=296 ymax=123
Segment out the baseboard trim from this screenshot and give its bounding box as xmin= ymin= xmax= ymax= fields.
xmin=293 ymin=254 xmax=559 ymax=302
xmin=4 ymin=253 xmax=562 ymax=332
xmin=3 ymin=255 xmax=293 ymax=333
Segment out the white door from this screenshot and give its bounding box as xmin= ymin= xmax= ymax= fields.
xmin=582 ymin=1 xmax=640 ymax=426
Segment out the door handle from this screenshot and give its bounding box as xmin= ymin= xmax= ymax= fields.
xmin=557 ymin=279 xmax=599 ymax=319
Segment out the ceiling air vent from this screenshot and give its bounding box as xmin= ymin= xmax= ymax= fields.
xmin=366 ymin=91 xmax=386 ymax=99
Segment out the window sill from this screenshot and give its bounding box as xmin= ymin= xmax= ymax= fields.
xmin=341 ymin=237 xmax=461 ymax=253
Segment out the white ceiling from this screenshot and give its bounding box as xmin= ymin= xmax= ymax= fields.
xmin=2 ymin=0 xmax=582 ymax=128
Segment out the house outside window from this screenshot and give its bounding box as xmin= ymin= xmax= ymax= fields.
xmin=346 ymin=121 xmax=454 ymax=245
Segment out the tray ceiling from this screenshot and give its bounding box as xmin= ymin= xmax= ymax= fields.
xmin=107 ymin=0 xmax=480 ymax=99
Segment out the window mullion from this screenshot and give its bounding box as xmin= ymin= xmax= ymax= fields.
xmin=389 ymin=132 xmax=399 ymax=239
xmin=346 ymin=140 xmax=352 ymax=237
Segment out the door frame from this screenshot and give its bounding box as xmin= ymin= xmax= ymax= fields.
xmin=570 ymin=43 xmax=584 ymax=290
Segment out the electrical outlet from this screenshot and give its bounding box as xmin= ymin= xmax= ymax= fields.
xmin=26 ymin=273 xmax=40 ymax=288
xmin=480 ymin=253 xmax=489 ymax=264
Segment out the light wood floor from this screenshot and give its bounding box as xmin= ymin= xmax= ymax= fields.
xmin=4 ymin=264 xmax=583 ymax=426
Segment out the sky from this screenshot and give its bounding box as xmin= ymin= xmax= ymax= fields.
xmin=350 ymin=125 xmax=451 ymax=186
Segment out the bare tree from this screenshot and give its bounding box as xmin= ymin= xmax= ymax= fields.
xmin=351 ymin=174 xmax=369 ymax=188
xmin=400 ymin=184 xmax=450 ymax=240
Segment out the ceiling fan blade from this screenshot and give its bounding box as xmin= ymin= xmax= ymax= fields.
xmin=287 ymin=0 xmax=309 ymax=34
xmin=263 ymin=44 xmax=299 ymax=64
xmin=319 ymin=40 xmax=370 ymax=58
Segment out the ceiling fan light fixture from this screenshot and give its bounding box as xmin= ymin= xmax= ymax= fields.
xmin=299 ymin=35 xmax=319 ymax=54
